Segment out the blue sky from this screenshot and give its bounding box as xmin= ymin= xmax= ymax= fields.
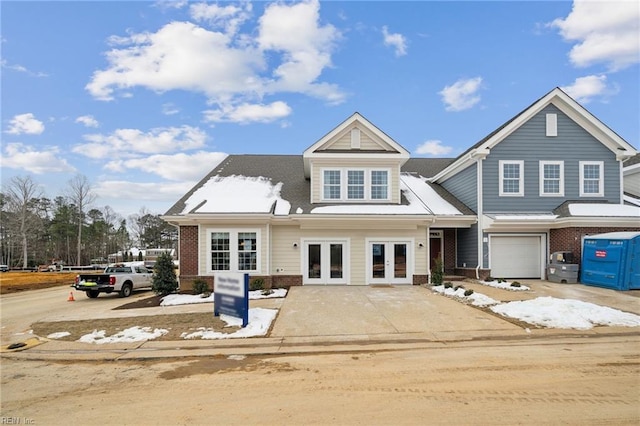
xmin=1 ymin=0 xmax=638 ymax=217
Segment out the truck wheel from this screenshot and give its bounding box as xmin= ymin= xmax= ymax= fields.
xmin=86 ymin=290 xmax=100 ymax=298
xmin=120 ymin=283 xmax=133 ymax=298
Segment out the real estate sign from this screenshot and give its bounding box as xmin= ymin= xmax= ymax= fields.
xmin=214 ymin=272 xmax=249 ymax=327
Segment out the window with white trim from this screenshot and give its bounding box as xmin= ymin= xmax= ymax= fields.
xmin=323 ymin=170 xmax=341 ymax=200
xmin=347 ymin=170 xmax=365 ymax=199
xmin=209 ymin=230 xmax=259 ymax=272
xmin=539 ymin=161 xmax=564 ymax=196
xmin=580 ymin=161 xmax=604 ymax=197
xmin=320 ymin=168 xmax=390 ymax=201
xmin=371 ymin=170 xmax=388 ymax=199
xmin=499 ymin=160 xmax=524 ymax=196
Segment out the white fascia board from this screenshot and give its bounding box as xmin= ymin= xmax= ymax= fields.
xmin=161 ymin=213 xmax=275 ymax=225
xmin=431 ymin=215 xmax=477 ymax=228
xmin=430 ymin=150 xmax=487 ymax=183
xmin=623 ymin=162 xmax=640 ymax=175
xmin=296 ymin=215 xmax=433 ymax=230
xmin=551 ymin=216 xmax=640 ymax=228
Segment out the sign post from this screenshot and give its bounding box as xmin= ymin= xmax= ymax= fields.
xmin=214 ymin=272 xmax=249 ymax=327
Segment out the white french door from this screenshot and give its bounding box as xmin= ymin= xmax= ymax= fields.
xmin=303 ymin=240 xmax=348 ymax=285
xmin=367 ymin=240 xmax=412 ymax=284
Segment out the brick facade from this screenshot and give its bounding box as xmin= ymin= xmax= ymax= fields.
xmin=550 ymin=226 xmax=640 ymax=266
xmin=179 ymin=226 xmax=199 ymax=276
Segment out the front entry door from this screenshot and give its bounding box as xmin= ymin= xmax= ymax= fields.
xmin=304 ymin=241 xmax=347 ymax=285
xmin=368 ymin=241 xmax=412 ymax=284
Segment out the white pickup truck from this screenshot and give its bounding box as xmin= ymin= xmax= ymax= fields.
xmin=73 ymin=264 xmax=153 ymax=298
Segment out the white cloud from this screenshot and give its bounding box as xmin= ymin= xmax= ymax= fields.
xmin=258 ymin=0 xmax=344 ymax=103
xmin=550 ymin=0 xmax=640 ymax=71
xmin=1 ymin=59 xmax=48 ymax=77
xmin=203 ymin=101 xmax=292 ymax=124
xmin=415 ymin=140 xmax=453 ymax=156
xmin=0 ymin=143 xmax=76 ymax=174
xmin=94 ymin=180 xmax=193 ymax=203
xmin=5 ymin=113 xmax=45 ymax=135
xmin=73 ymin=125 xmax=208 ymax=159
xmin=439 ymin=77 xmax=483 ymax=112
xmin=162 ymin=103 xmax=180 ymax=115
xmin=561 ymin=74 xmax=619 ymax=103
xmin=86 ymin=21 xmax=264 ymax=102
xmin=87 ymin=0 xmax=344 ymax=114
xmin=75 ymin=115 xmax=99 ymax=128
xmin=189 ymin=1 xmax=252 ymax=35
xmin=382 ymin=26 xmax=407 ymax=57
xmin=104 ymin=151 xmax=227 ymax=181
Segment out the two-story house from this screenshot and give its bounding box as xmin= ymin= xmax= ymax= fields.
xmin=163 ymin=88 xmax=639 ymax=288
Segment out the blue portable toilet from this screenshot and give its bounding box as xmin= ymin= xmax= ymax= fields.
xmin=580 ymin=232 xmax=640 ymax=291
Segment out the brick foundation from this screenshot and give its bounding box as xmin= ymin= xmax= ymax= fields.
xmin=550 ymin=226 xmax=640 ymax=266
xmin=413 ymin=274 xmax=428 ymax=285
xmin=454 ymin=268 xmax=492 ymax=281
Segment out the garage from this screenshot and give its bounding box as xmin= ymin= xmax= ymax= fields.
xmin=490 ymin=235 xmax=544 ymax=278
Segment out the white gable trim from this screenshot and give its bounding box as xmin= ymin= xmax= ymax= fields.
xmin=432 ymin=88 xmax=637 ymax=183
xmin=303 ymin=112 xmax=410 ymax=177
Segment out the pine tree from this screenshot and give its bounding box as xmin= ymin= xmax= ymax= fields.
xmin=152 ymin=252 xmax=178 ymax=295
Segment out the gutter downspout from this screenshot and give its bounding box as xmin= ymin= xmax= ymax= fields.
xmin=474 ymin=151 xmax=487 ymax=274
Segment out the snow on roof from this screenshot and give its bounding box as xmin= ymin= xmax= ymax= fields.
xmin=400 ymin=174 xmax=462 ymax=215
xmin=568 ymin=203 xmax=640 ymax=217
xmin=181 ymin=175 xmax=291 ymax=215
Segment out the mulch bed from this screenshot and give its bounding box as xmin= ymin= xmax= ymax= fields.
xmin=113 ymin=294 xmax=165 ymax=310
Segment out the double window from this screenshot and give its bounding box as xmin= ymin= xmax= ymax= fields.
xmin=322 ymin=169 xmax=390 ymax=201
xmin=209 ymin=230 xmax=259 ymax=272
xmin=499 ymin=161 xmax=524 ymax=196
xmin=539 ymin=161 xmax=564 ymax=196
xmin=580 ymin=161 xmax=604 ymax=197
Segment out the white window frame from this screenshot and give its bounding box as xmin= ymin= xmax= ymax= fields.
xmin=579 ymin=161 xmax=604 ymax=197
xmin=539 ymin=161 xmax=564 ymax=197
xmin=322 ymin=169 xmax=342 ymax=200
xmin=499 ymin=160 xmax=524 ymax=197
xmin=320 ymin=167 xmax=391 ymax=202
xmin=206 ymin=228 xmax=261 ymax=274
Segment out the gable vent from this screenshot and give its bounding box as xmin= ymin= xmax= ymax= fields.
xmin=546 ymin=113 xmax=557 ymax=137
xmin=350 ymin=128 xmax=361 ymax=149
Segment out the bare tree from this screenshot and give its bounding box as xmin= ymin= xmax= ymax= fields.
xmin=67 ymin=175 xmax=96 ymax=266
xmin=4 ymin=176 xmax=42 ymax=268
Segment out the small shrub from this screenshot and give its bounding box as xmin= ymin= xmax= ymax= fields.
xmin=444 ymin=282 xmax=453 ymax=289
xmin=511 ymin=282 xmax=521 ymax=288
xmin=497 ymin=278 xmax=506 ymax=283
xmin=261 ymin=289 xmax=274 ymax=296
xmin=464 ymin=289 xmax=474 ymax=296
xmin=454 ymin=285 xmax=464 ymax=291
xmin=250 ymin=278 xmax=265 ymax=291
xmin=192 ymin=278 xmax=209 ymax=295
xmin=431 ymin=257 xmax=444 ymax=286
xmin=152 ymin=252 xmax=178 ymax=296
xmin=486 ymin=276 xmax=494 ymax=282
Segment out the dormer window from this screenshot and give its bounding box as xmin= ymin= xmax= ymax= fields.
xmin=322 ymin=168 xmax=390 ymax=202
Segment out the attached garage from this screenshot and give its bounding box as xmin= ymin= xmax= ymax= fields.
xmin=489 ymin=235 xmax=545 ymax=279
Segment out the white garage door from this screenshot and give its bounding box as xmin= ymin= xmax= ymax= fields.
xmin=490 ymin=236 xmax=542 ymax=278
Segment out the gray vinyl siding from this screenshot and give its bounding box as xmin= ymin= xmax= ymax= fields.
xmin=456 ymin=224 xmax=477 ymax=268
xmin=483 ymin=105 xmax=620 ymax=213
xmin=441 ymin=163 xmax=478 ymax=213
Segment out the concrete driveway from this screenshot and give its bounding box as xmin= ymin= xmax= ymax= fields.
xmin=269 ymin=285 xmax=521 ymax=340
xmin=269 ymin=282 xmax=640 ymax=341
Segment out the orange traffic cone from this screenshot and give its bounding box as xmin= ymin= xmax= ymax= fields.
xmin=67 ymin=291 xmax=75 ymax=302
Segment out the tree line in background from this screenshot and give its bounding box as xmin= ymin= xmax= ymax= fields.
xmin=0 ymin=175 xmax=177 ymax=269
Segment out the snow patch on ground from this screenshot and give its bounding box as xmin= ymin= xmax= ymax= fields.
xmin=47 ymin=331 xmax=71 ymax=339
xmin=478 ymin=280 xmax=530 ymax=291
xmin=491 ymin=297 xmax=640 ymax=330
xmin=432 ymin=285 xmax=499 ymax=307
xmin=181 ymin=308 xmax=277 ymax=339
xmin=77 ymin=326 xmax=169 ymax=344
xmin=160 ymin=288 xmax=287 ymax=306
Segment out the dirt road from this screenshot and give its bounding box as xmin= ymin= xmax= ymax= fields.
xmin=1 ymin=335 xmax=638 ymax=425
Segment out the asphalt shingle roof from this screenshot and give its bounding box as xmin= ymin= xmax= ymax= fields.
xmin=164 ymin=155 xmax=474 ymax=216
